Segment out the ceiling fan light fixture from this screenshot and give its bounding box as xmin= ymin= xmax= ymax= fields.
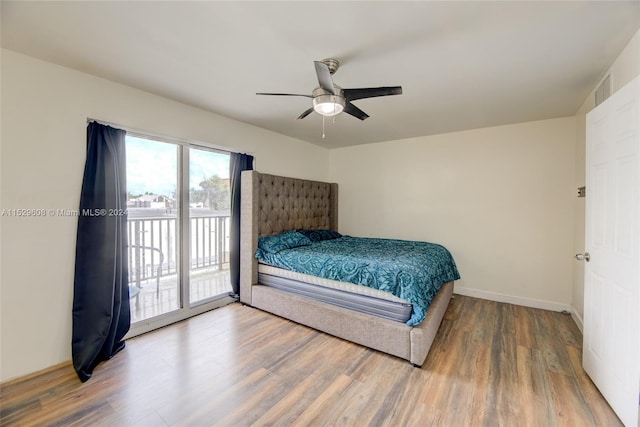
xmin=313 ymin=94 xmax=345 ymax=116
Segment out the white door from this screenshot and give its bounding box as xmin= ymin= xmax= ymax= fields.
xmin=583 ymin=75 xmax=640 ymax=427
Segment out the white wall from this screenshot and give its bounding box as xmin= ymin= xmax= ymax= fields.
xmin=330 ymin=117 xmax=576 ymax=310
xmin=0 ymin=49 xmax=330 ymax=382
xmin=571 ymin=28 xmax=640 ymax=328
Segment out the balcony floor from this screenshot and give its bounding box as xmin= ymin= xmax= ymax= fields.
xmin=130 ymin=266 xmax=231 ymax=323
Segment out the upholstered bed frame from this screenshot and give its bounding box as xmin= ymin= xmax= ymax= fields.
xmin=240 ymin=171 xmax=453 ymax=366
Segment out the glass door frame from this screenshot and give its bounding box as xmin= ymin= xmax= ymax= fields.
xmin=125 ymin=135 xmax=234 ymax=339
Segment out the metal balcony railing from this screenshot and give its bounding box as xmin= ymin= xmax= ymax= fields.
xmin=127 ymin=213 xmax=230 ymax=289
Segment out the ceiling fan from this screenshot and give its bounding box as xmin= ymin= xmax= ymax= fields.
xmin=256 ymin=58 xmax=403 ymax=121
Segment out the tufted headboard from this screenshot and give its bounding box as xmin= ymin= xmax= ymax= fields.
xmin=239 ymin=171 xmax=338 ymax=304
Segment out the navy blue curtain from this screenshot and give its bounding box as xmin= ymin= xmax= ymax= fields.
xmin=229 ymin=152 xmax=254 ymax=297
xmin=72 ymin=122 xmax=130 ymax=382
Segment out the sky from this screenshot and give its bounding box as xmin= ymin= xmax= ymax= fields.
xmin=125 ymin=135 xmax=229 ymax=197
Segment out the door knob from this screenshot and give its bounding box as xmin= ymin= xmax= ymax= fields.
xmin=575 ymin=252 xmax=590 ymax=262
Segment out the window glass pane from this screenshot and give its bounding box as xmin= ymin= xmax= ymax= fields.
xmin=126 ymin=136 xmax=180 ymax=322
xmin=188 ymin=147 xmax=231 ymax=305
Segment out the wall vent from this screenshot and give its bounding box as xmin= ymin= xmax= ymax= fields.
xmin=595 ymin=75 xmax=611 ymax=107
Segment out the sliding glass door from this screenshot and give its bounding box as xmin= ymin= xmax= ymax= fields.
xmin=188 ymin=146 xmax=231 ymax=305
xmin=125 ymin=135 xmax=231 ymax=332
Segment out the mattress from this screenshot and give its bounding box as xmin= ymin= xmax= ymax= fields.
xmin=255 ymin=235 xmax=460 ymax=326
xmin=258 ymin=264 xmax=413 ymax=323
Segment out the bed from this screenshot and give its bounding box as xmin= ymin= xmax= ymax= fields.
xmin=240 ymin=171 xmax=458 ymax=366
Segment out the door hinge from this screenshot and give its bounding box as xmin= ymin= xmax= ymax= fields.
xmin=578 ymin=186 xmax=586 ymax=198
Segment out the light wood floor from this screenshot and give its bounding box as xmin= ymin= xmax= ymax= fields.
xmin=0 ymin=295 xmax=621 ymax=426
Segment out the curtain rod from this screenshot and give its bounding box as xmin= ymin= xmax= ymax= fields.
xmin=85 ymin=117 xmax=255 ymax=157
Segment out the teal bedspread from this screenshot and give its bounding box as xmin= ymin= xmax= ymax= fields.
xmin=255 ymin=236 xmax=460 ymax=326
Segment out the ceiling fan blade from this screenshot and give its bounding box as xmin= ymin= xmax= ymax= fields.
xmin=343 ymin=86 xmax=403 ymax=101
xmin=314 ymin=61 xmax=335 ymax=95
xmin=256 ymin=92 xmax=312 ymax=98
xmin=297 ymin=107 xmax=314 ymax=120
xmin=344 ymin=102 xmax=369 ymax=121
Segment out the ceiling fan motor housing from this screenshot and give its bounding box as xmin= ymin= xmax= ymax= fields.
xmin=321 ymin=58 xmax=340 ymax=75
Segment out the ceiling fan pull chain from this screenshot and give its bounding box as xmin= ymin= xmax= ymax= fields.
xmin=322 ymin=115 xmax=326 ymax=139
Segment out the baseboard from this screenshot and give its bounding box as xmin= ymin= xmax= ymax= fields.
xmin=454 ymin=286 xmax=572 ymax=313
xmin=1 ymin=360 xmax=73 ymax=387
xmin=571 ymin=309 xmax=584 ymax=333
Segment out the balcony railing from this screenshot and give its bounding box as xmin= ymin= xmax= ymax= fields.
xmin=127 ymin=212 xmax=230 ymax=288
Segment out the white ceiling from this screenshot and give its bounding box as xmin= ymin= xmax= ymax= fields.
xmin=2 ymin=1 xmax=639 ymax=149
